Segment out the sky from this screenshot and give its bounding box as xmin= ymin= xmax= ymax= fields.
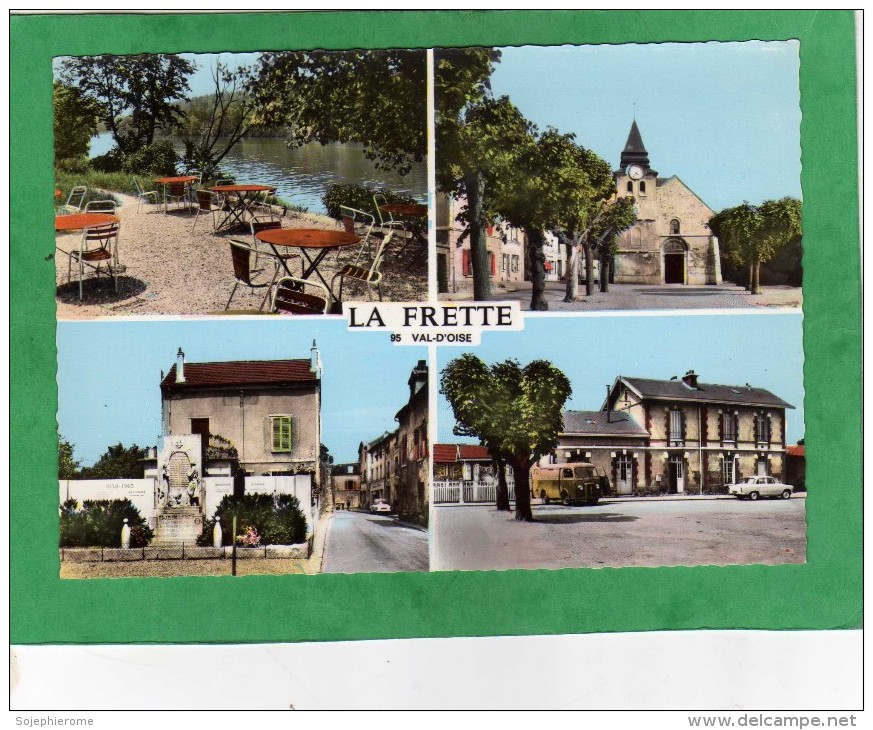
xmin=490 ymin=41 xmax=802 ymax=211
xmin=56 ymin=319 xmax=426 ymax=467
xmin=437 ymin=312 xmax=805 ymax=446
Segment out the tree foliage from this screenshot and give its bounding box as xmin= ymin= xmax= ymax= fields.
xmin=59 ymin=498 xmax=153 ymax=548
xmin=53 ymin=82 xmax=101 ymax=162
xmin=440 ymin=354 xmax=572 ymax=521
xmin=248 ymin=50 xmax=426 ymax=175
xmin=58 ymin=435 xmax=81 ymax=480
xmin=493 ymin=128 xmax=621 ymax=308
xmin=179 ymin=61 xmax=256 ymax=181
xmin=79 ymin=443 xmax=148 ymax=480
xmin=197 ymin=493 xmax=307 ymax=547
xmin=709 ymin=197 xmax=802 ymax=293
xmin=59 ymin=54 xmax=194 ymax=153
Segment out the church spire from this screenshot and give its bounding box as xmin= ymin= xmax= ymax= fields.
xmin=620 ymin=120 xmax=651 ymax=170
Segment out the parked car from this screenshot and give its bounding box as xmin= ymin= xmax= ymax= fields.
xmin=370 ymin=498 xmax=392 ymax=513
xmin=728 ymin=476 xmax=794 ymax=500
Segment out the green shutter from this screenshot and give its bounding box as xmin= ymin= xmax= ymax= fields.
xmin=272 ymin=416 xmax=293 ymax=452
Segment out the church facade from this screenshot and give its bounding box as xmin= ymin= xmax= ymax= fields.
xmin=613 ymin=121 xmax=722 ymax=286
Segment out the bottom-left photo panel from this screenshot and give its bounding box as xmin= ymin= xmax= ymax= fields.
xmin=56 ymin=317 xmax=431 ymax=578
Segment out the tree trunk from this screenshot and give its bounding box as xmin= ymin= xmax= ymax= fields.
xmin=512 ymin=456 xmax=534 ymax=521
xmin=563 ymin=241 xmax=579 ymax=302
xmin=599 ymin=254 xmax=610 ymax=292
xmin=495 ymin=459 xmax=510 ymax=512
xmin=584 ymin=241 xmax=594 ymax=296
xmin=747 ymin=261 xmax=754 ymax=291
xmin=527 ymin=228 xmax=549 ymax=311
xmin=751 ymin=260 xmax=761 ymax=294
xmin=464 ymin=170 xmax=492 ymax=301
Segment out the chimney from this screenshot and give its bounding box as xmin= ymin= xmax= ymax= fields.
xmin=681 ymin=370 xmax=699 ymax=389
xmin=408 ymin=359 xmax=428 ymax=398
xmin=310 ymin=339 xmax=322 ymax=378
xmin=176 ymin=348 xmax=186 ymax=384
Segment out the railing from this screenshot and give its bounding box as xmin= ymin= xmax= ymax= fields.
xmin=432 ymin=479 xmax=516 ymax=504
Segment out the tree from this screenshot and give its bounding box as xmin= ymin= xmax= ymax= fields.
xmin=248 ymin=50 xmax=426 ymax=175
xmin=436 ymin=49 xmax=527 ymax=301
xmin=709 ymin=197 xmax=801 ymax=294
xmin=494 ymin=129 xmax=620 ymax=309
xmin=180 ymin=60 xmax=256 ymax=181
xmin=59 ymin=54 xmax=194 ymax=153
xmin=53 ymin=82 xmax=100 ymax=161
xmin=441 ymin=355 xmax=572 ymax=522
xmin=58 ymin=435 xmax=80 ymax=479
xmin=79 ymin=443 xmax=148 ymax=480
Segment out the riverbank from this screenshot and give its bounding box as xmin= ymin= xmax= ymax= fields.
xmin=55 ymin=191 xmax=428 ymax=318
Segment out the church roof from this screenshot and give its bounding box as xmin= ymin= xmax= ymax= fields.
xmin=620 ymin=120 xmax=651 ymax=169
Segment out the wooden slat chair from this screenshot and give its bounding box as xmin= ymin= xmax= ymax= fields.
xmin=67 ymin=221 xmax=120 ymax=301
xmin=226 ymin=240 xmax=277 ymax=311
xmin=331 ymin=230 xmax=394 ymax=303
xmin=250 ymin=215 xmax=300 ymax=274
xmin=165 ymin=182 xmax=190 ymax=213
xmin=192 ymin=190 xmax=225 ymax=233
xmin=271 ymin=276 xmax=332 ymax=315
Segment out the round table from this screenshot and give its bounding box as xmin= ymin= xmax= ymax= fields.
xmin=155 ymin=175 xmax=200 ymax=213
xmin=210 ymin=184 xmax=273 ymax=230
xmin=255 ymin=228 xmax=360 ymax=288
xmin=55 ymin=213 xmax=119 ymax=231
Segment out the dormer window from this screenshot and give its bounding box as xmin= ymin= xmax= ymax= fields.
xmin=670 ymin=219 xmax=681 ymax=234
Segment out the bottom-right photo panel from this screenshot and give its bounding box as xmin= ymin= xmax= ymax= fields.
xmin=431 ymin=312 xmax=805 ymax=572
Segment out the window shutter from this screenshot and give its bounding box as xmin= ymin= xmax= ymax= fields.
xmin=271 ymin=416 xmax=293 ymax=452
xmin=462 ymin=249 xmax=471 ymax=277
xmin=680 ymin=410 xmax=686 ymax=442
xmin=767 ymin=415 xmax=772 ymax=444
xmin=490 ymin=252 xmax=496 ymax=276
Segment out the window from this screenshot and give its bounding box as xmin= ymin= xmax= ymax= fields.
xmin=722 ymin=457 xmax=735 ymax=485
xmin=722 ymin=412 xmax=737 ymax=444
xmin=670 ymin=219 xmax=681 ymax=234
xmin=669 ymin=409 xmax=684 ymax=445
xmin=501 ymin=254 xmax=509 ymax=272
xmin=511 ymin=255 xmax=520 ymax=272
xmin=755 ymin=414 xmax=769 ymax=445
xmin=562 ymin=468 xmax=574 ymax=479
xmin=271 ymin=416 xmax=293 ymax=452
xmin=626 ymin=181 xmax=633 ymax=193
xmin=639 ymin=181 xmax=647 ymax=195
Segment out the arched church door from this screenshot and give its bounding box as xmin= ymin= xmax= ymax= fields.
xmin=663 ymin=239 xmax=687 ymax=284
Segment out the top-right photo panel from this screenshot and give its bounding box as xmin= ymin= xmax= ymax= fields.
xmin=435 ymin=42 xmax=802 ymax=312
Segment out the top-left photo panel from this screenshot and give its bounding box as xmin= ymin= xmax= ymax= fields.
xmin=53 ymin=50 xmax=429 ymax=319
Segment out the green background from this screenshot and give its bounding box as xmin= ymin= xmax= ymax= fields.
xmin=10 ymin=10 xmax=860 ymax=643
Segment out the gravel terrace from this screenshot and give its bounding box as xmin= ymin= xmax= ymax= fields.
xmin=55 ymin=193 xmax=428 ymax=318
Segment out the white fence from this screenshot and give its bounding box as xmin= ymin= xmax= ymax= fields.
xmin=432 ymin=479 xmax=516 ymax=504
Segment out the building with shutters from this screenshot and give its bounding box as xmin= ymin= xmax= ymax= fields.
xmin=549 ymin=370 xmax=793 ymax=495
xmin=159 ymin=344 xmax=322 ymax=484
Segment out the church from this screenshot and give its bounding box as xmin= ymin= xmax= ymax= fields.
xmin=612 ymin=121 xmax=722 ymax=286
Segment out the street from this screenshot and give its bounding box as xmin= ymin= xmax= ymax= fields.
xmin=431 ymin=497 xmax=806 ymax=572
xmin=322 ymin=509 xmax=429 ymax=573
xmin=440 ymin=281 xmax=802 ymax=311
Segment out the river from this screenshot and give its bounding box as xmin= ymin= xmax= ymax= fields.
xmin=89 ymin=133 xmax=427 ymax=214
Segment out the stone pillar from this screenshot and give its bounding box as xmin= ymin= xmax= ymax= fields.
xmin=121 ymin=518 xmax=131 ymax=549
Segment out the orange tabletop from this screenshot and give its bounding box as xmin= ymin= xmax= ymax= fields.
xmin=55 ymin=213 xmax=120 ymax=231
xmin=380 ymin=203 xmax=427 ymax=218
xmin=155 ymin=175 xmax=199 ymax=185
xmin=255 ymin=228 xmax=359 ymax=249
xmin=210 ymin=184 xmax=272 ymax=193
